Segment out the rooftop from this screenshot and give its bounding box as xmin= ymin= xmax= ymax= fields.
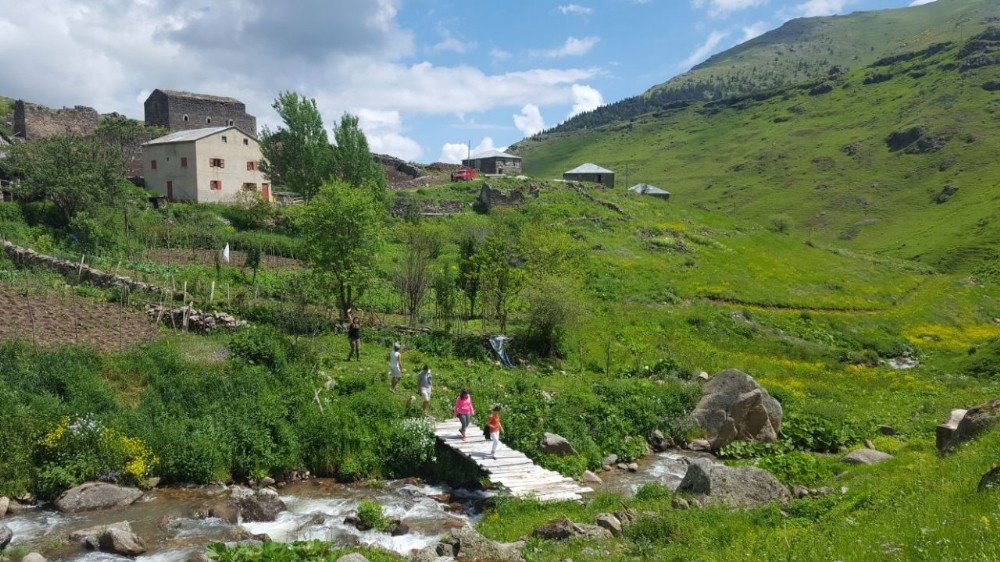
xmin=565 ymin=163 xmax=614 ymax=175
xmin=629 ymin=183 xmax=670 ymax=195
xmin=467 ymin=149 xmax=521 ymax=160
xmin=144 ymin=126 xmax=237 ymax=145
xmin=157 ymin=89 xmax=244 ymax=104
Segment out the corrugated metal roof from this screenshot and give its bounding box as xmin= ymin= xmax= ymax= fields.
xmin=143 ymin=127 xmax=234 ymax=145
xmin=467 ymin=149 xmax=520 ymax=159
xmin=629 ymin=183 xmax=670 ymax=195
xmin=565 ymin=163 xmax=614 ymax=174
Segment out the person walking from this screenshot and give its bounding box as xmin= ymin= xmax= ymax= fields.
xmin=417 ymin=364 xmax=433 ymax=413
xmin=486 ymin=405 xmax=504 ymax=459
xmin=389 ymin=343 xmax=403 ymax=393
xmin=453 ymin=390 xmax=475 ymax=441
xmin=346 ymin=316 xmax=361 ymax=361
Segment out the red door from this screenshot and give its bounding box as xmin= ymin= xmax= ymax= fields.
xmin=166 ymin=181 xmax=173 ymax=201
xmin=262 ymin=183 xmax=270 ymax=202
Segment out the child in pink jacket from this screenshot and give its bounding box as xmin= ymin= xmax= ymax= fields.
xmin=453 ymin=389 xmax=475 ymax=441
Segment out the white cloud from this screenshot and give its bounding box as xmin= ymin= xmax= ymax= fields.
xmin=680 ymin=30 xmax=729 ymax=69
xmin=787 ymin=0 xmax=856 ymax=18
xmin=354 ymin=108 xmax=423 ymax=161
xmin=513 ymin=104 xmax=546 ymax=136
xmin=909 ymin=0 xmax=936 ymax=5
xmin=568 ymin=84 xmax=604 ymax=118
xmin=490 ymin=47 xmax=512 ymax=61
xmin=741 ymin=21 xmax=770 ymax=41
xmin=557 ymin=4 xmax=593 ymax=15
xmin=438 ymin=137 xmax=506 ymax=164
xmin=536 ymin=36 xmax=600 ymax=58
xmin=691 ymin=0 xmax=768 ymax=18
xmin=433 ymin=30 xmax=475 ymax=53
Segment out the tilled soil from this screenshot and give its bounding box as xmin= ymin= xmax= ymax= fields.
xmin=0 ymin=285 xmax=159 ymax=351
xmin=145 ymin=248 xmax=304 ymax=269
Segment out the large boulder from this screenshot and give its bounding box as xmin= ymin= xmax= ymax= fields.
xmin=842 ymin=449 xmax=893 ymax=465
xmin=539 ymin=433 xmax=577 ymax=456
xmin=99 ymin=526 xmax=146 ymax=556
xmin=594 ymin=513 xmax=622 ymax=536
xmin=0 ymin=496 xmax=8 ymax=518
xmin=230 ymin=487 xmax=286 ymax=522
xmin=689 ymin=369 xmax=782 ymax=451
xmin=533 ymin=516 xmax=612 ymax=541
xmin=677 ymin=458 xmax=790 ymax=509
xmin=436 ymin=528 xmax=524 ymax=561
xmin=0 ymin=524 xmax=11 ymax=550
xmin=55 ymin=482 xmax=143 ymax=513
xmin=937 ymin=399 xmax=1000 ymax=453
xmin=69 ymin=521 xmax=132 ymax=549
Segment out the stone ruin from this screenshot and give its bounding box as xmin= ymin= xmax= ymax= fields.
xmin=146 ymin=305 xmax=244 ymax=333
xmin=13 ymin=100 xmax=99 ymax=140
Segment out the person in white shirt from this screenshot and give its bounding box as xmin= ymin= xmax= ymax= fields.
xmin=389 ymin=343 xmax=403 ymax=393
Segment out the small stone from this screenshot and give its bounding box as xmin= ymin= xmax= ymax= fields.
xmin=21 ymin=554 xmax=47 ymax=562
xmin=877 ymin=425 xmax=896 ymax=436
xmin=581 ymin=470 xmax=603 ymax=484
xmin=616 ymin=462 xmax=629 ymax=471
xmin=0 ymin=524 xmax=11 ymax=550
xmin=864 ymin=439 xmax=876 ymax=449
xmin=842 ymin=448 xmax=893 ymax=465
xmin=594 ymin=513 xmax=622 ymax=536
xmin=671 ymin=497 xmax=690 ymax=510
xmin=627 ymin=462 xmax=639 ymax=472
xmin=791 ymin=485 xmax=809 ymax=499
xmin=840 ymin=486 xmax=849 ymax=494
xmin=697 ymin=371 xmax=710 ymax=382
xmin=688 ymin=439 xmax=712 ymax=452
xmin=977 ymin=464 xmax=1000 ymax=492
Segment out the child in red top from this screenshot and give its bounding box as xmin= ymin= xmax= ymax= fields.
xmin=487 ymin=405 xmax=504 ymax=459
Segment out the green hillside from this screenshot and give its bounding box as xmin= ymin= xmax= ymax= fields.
xmin=550 ymin=0 xmax=1000 ymax=134
xmin=515 ymin=28 xmax=1000 ymax=274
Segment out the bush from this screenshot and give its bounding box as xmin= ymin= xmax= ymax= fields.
xmin=357 ymin=499 xmax=390 ymax=531
xmin=754 ymin=452 xmax=837 ymax=486
xmin=635 ymin=482 xmax=672 ymax=501
xmin=768 ymin=214 xmax=794 ymax=234
xmin=229 ymin=326 xmax=289 ymax=370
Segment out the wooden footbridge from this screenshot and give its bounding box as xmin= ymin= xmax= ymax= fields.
xmin=434 ymin=420 xmax=593 ymax=501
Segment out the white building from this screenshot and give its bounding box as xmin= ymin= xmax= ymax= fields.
xmin=143 ymin=126 xmax=269 ymax=203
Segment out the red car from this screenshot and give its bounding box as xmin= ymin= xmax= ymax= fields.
xmin=451 ymin=168 xmax=477 ymax=182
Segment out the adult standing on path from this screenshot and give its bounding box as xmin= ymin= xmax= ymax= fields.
xmin=453 ymin=389 xmax=475 ymax=441
xmin=389 ymin=343 xmax=403 ymax=393
xmin=487 ymin=405 xmax=504 ymax=459
xmin=418 ymin=364 xmax=433 ymax=413
xmin=346 ymin=316 xmax=361 ymax=361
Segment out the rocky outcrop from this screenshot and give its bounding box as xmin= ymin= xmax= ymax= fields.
xmin=689 ymin=369 xmax=782 ymax=451
xmin=533 ymin=516 xmax=612 ymax=541
xmin=147 ymin=305 xmax=245 ymax=333
xmin=937 ymin=399 xmax=1000 ymax=453
xmin=230 ymin=487 xmax=286 ymax=522
xmin=539 ymin=433 xmax=577 ymax=456
xmin=677 ymin=458 xmax=790 ymax=508
xmin=55 ymin=482 xmax=143 ymax=513
xmin=842 ymin=449 xmax=893 ymax=465
xmin=435 ymin=528 xmax=524 ymax=561
xmin=70 ymin=520 xmax=144 ymax=555
xmin=978 ymin=464 xmax=1000 ymax=492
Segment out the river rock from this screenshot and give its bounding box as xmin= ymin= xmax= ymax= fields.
xmin=540 ymin=433 xmax=577 ymax=456
xmin=0 ymin=497 xmax=8 ymax=518
xmin=581 ymin=470 xmax=603 ymax=484
xmin=390 ymin=522 xmax=410 ymax=536
xmin=55 ymin=482 xmax=143 ymax=513
xmin=438 ymin=528 xmax=524 ymax=561
xmin=688 ymin=439 xmax=712 ymax=452
xmin=677 ymin=458 xmax=790 ymax=508
xmin=99 ymin=526 xmax=147 ymax=556
xmin=649 ymin=429 xmax=670 ymax=452
xmin=336 ymin=554 xmax=370 ymax=562
xmin=978 ymin=464 xmax=1000 ymax=492
xmin=689 ymin=369 xmax=782 ymax=451
xmin=207 ymin=501 xmax=240 ymax=524
xmin=0 ymin=524 xmax=11 ymax=550
xmin=594 ymin=513 xmax=622 ymax=536
xmin=230 ymin=486 xmax=286 ymax=522
xmin=627 ymin=462 xmax=639 ymax=472
xmin=937 ymin=399 xmax=1000 ymax=453
xmin=21 ymin=554 xmax=46 ymax=562
xmin=69 ymin=521 xmax=132 ymax=549
xmin=533 ymin=516 xmax=612 ymax=540
xmin=842 ymin=448 xmax=893 ymax=465
xmin=602 ymin=454 xmax=618 ymax=468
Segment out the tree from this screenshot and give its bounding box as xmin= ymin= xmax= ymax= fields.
xmin=475 ymin=232 xmax=526 ymax=333
xmin=298 ymin=182 xmax=385 ymax=321
xmin=456 ymin=235 xmax=482 ymax=319
xmin=433 ymin=264 xmax=458 ymax=329
xmin=393 ymin=224 xmax=441 ymax=325
xmin=331 ymin=113 xmax=387 ymax=205
xmin=2 ymin=134 xmax=134 ymax=224
xmin=94 ymin=116 xmax=168 ymax=177
xmin=259 ymin=92 xmax=333 ymax=201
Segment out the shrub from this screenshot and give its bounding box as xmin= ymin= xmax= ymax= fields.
xmin=768 ymin=214 xmax=794 ymax=234
xmin=357 ymin=499 xmax=390 ymax=531
xmin=229 ymin=325 xmax=289 ymax=370
xmin=754 ymin=452 xmax=837 ymax=486
xmin=635 ymin=482 xmax=672 ymax=501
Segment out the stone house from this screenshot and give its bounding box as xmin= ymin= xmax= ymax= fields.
xmin=144 ymin=89 xmax=257 ymax=137
xmin=142 ymin=127 xmax=269 ymax=203
xmin=564 ymin=163 xmax=615 ymax=187
xmin=462 ymin=149 xmax=522 ymax=175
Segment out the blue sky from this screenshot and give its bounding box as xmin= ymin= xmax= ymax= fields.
xmin=0 ymin=0 xmax=938 ymax=163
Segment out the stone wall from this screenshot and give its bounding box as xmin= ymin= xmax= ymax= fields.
xmin=144 ymin=90 xmax=257 ymax=136
xmin=13 ymin=101 xmax=99 ymax=140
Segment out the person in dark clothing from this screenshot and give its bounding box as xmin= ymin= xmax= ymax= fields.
xmin=347 ymin=316 xmax=361 ymax=361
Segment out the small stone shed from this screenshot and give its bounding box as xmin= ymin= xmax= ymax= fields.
xmin=628 ymin=183 xmax=670 ymax=200
xmin=563 ymin=163 xmax=615 ymax=187
xmin=462 ymin=149 xmax=522 ymax=175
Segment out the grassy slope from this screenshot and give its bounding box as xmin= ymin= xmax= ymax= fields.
xmin=515 ymin=41 xmax=1000 ymax=273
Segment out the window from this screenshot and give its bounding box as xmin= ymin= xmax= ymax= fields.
xmin=150 ymin=159 xmax=157 ymax=170
xmin=209 ymin=158 xmax=225 ymax=168
xmin=243 ymin=138 xmax=249 ymax=146
xmin=243 ymin=182 xmax=257 ymax=191
xmin=228 ymin=119 xmax=234 ymax=126
xmin=183 ymin=114 xmax=189 ymax=122
xmin=210 ymin=180 xmax=222 ymax=190
xmin=180 ymin=157 xmax=187 ymax=168
xmin=166 ymin=181 xmax=173 ymax=201
xmin=246 ymin=161 xmax=256 ymax=171
xmin=206 ymin=117 xmax=212 ymax=124
xmin=221 ymin=135 xmax=228 ymax=143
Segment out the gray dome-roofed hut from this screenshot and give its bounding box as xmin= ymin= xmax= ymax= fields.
xmin=563 ymin=163 xmax=615 ymax=187
xmin=628 ymin=183 xmax=670 ymax=199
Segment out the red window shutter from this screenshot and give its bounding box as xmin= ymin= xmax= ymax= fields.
xmin=219 ymin=159 xmax=225 ymax=169
xmin=151 ymin=160 xmax=157 ymax=170
xmin=181 ymin=157 xmax=187 ymax=167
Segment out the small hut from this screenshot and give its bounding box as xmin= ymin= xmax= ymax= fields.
xmin=462 ymin=149 xmax=522 ymax=175
xmin=628 ymin=183 xmax=670 ymax=200
xmin=563 ymin=163 xmax=615 ymax=187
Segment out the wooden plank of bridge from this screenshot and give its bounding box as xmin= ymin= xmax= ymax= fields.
xmin=434 ymin=419 xmax=592 ymax=502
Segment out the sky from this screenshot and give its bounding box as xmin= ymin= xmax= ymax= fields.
xmin=0 ymin=0 xmax=939 ymax=164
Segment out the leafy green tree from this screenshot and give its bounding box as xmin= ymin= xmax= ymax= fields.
xmin=298 ymin=182 xmax=385 ymax=321
xmin=331 ymin=113 xmax=387 ymax=204
xmin=456 ymin=235 xmax=482 ymax=319
xmin=94 ymin=116 xmax=168 ymax=177
xmin=259 ymin=92 xmax=333 ymax=201
xmin=475 ymin=232 xmax=526 ymax=333
xmin=2 ymin=134 xmax=135 ymax=224
xmin=394 ymin=224 xmax=441 ymax=325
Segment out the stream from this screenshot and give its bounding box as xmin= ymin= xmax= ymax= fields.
xmin=3 ymin=450 xmax=715 ymax=561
